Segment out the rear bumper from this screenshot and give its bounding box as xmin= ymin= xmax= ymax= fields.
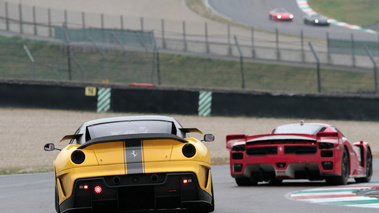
xmin=230 ymin=149 xmax=342 ymax=181
xmin=60 ymin=172 xmax=213 ymax=213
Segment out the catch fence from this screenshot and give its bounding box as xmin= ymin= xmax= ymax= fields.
xmin=0 ymin=1 xmax=379 ymax=93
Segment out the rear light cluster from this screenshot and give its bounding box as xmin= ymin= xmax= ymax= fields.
xmin=319 ymin=143 xmax=335 ymax=149
xmin=79 ymin=184 xmax=103 ymax=194
xmin=232 ymin=153 xmax=243 ymax=160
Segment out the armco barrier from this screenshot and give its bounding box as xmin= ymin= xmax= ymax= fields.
xmin=1 ymin=80 xmax=379 ymax=121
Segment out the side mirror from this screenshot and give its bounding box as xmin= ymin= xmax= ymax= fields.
xmin=203 ymin=134 xmax=215 ymax=142
xmin=44 ymin=143 xmax=56 ymax=151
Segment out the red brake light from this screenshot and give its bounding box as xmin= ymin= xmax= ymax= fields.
xmin=83 ymin=185 xmax=89 ymax=190
xmin=183 ymin=179 xmax=188 ymax=184
xmin=94 ymin=185 xmax=102 ymax=194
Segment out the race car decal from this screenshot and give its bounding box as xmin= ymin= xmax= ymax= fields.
xmin=124 ymin=139 xmax=145 ymax=174
xmin=288 ymin=183 xmax=379 ymax=208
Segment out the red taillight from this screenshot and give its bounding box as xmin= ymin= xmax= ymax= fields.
xmin=182 ymin=178 xmax=192 ymax=184
xmin=83 ymin=185 xmax=89 ymax=190
xmin=94 ymin=185 xmax=102 ymax=194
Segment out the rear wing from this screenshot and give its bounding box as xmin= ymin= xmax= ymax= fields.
xmin=78 ymin=133 xmax=188 ymax=149
xmin=226 ymin=134 xmax=246 ymax=151
xmin=316 ymin=132 xmax=342 ymax=143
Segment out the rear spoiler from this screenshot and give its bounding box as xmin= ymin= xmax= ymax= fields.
xmin=226 ymin=134 xmax=246 ymax=151
xmin=316 ymin=132 xmax=342 ymax=143
xmin=60 ymin=134 xmax=83 ymax=143
xmin=180 ymin=128 xmax=203 ymax=135
xmin=78 ymin=133 xmax=188 ymax=149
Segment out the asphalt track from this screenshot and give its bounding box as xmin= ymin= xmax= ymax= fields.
xmin=0 ymin=159 xmax=378 ymax=213
xmin=207 ymin=0 xmax=379 ymax=41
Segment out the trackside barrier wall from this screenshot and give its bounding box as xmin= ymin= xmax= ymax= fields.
xmin=1 ymin=80 xmax=379 ymax=121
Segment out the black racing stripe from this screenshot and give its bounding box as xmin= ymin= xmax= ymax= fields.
xmin=125 ymin=139 xmax=144 ymax=174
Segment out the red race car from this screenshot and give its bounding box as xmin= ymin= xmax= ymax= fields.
xmin=269 ymin=8 xmax=294 ymax=21
xmin=226 ymin=121 xmax=373 ymax=186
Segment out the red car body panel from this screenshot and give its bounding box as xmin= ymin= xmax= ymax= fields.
xmin=226 ymin=123 xmax=372 ymax=185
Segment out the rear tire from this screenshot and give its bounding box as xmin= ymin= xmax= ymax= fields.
xmin=355 ymin=150 xmax=372 ymax=183
xmin=55 ymin=187 xmax=61 ymax=213
xmin=326 ymin=148 xmax=349 ymax=185
xmin=235 ymin=177 xmax=257 ymax=186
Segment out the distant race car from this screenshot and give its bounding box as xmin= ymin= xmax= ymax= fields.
xmin=269 ymin=8 xmax=294 ymax=21
xmin=44 ymin=115 xmax=215 ymax=213
xmin=304 ymin=13 xmax=331 ymax=26
xmin=226 ymin=121 xmax=373 ymax=186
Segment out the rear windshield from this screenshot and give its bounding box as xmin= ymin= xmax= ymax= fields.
xmin=273 ymin=124 xmax=326 ymax=135
xmin=87 ymin=120 xmax=174 ymax=140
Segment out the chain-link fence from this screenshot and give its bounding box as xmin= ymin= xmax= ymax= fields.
xmin=0 ymin=1 xmax=379 ymax=93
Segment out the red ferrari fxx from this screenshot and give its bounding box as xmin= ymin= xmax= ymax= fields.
xmin=269 ymin=8 xmax=294 ymax=21
xmin=226 ymin=121 xmax=373 ymax=186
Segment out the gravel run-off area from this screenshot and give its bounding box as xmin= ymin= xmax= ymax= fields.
xmin=1 ymin=108 xmax=378 ymax=172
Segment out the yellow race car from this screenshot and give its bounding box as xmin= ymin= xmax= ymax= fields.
xmin=44 ymin=115 xmax=215 ymax=213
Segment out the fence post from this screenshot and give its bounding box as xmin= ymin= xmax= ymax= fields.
xmin=308 ymin=42 xmax=321 ymax=93
xmin=251 ymin=27 xmax=255 ymax=58
xmin=364 ymin=46 xmax=378 ymax=94
xmin=120 ymin=15 xmax=124 ymax=30
xmin=351 ymin=34 xmax=356 ymax=67
xmin=182 ymin=21 xmax=187 ymax=51
xmin=48 ymin=8 xmax=52 ymax=37
xmin=63 ymin=24 xmax=72 ymax=81
xmin=101 ymin=13 xmax=105 ymax=42
xmin=82 ymin=12 xmax=86 ymax=29
xmin=140 ymin=17 xmax=144 ymax=31
xmin=326 ymin=32 xmax=331 ymax=64
xmin=227 ymin=24 xmax=232 ymax=55
xmin=82 ymin=12 xmax=87 ymax=39
xmin=234 ymin=35 xmax=246 ymax=89
xmin=19 ymin=3 xmax=23 ymax=34
xmin=205 ymin=22 xmax=210 ymax=54
xmin=64 ymin=10 xmax=67 ymax=27
xmin=151 ymin=33 xmax=161 ymax=85
xmin=161 ymin=19 xmax=166 ymax=49
xmin=33 ymin=6 xmax=37 ymax=35
xmin=5 ymin=2 xmax=9 ymax=31
xmin=301 ymin=30 xmax=305 ymax=62
xmin=275 ymin=28 xmax=280 ymax=60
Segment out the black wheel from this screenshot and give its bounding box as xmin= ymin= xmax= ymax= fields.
xmin=55 ymin=187 xmax=61 ymax=213
xmin=235 ymin=177 xmax=257 ymax=186
xmin=355 ymin=150 xmax=373 ymax=183
xmin=326 ymin=148 xmax=349 ymax=185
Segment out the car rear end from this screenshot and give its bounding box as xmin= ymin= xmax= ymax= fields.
xmin=227 ymin=132 xmax=343 ymax=183
xmin=56 ymin=136 xmax=213 ymax=213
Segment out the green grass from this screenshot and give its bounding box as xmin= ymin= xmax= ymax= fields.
xmin=0 ymin=36 xmax=375 ymax=94
xmin=308 ymin=0 xmax=379 ymax=27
